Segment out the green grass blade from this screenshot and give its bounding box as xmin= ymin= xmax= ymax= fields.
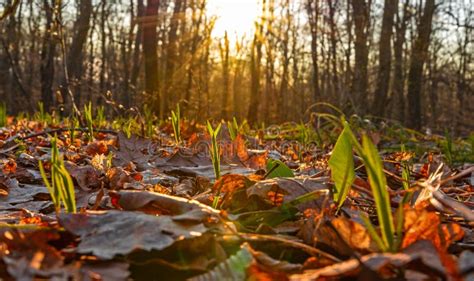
xmin=59 ymin=165 xmax=76 ymax=213
xmin=394 ymin=202 xmax=405 ymax=251
xmin=53 ymin=168 xmax=67 ymax=212
xmin=361 ymin=135 xmax=395 ymax=251
xmin=361 ymin=213 xmax=388 ymax=252
xmin=38 ymin=161 xmax=59 ymax=208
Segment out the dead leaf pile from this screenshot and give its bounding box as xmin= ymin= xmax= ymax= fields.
xmin=0 ymin=118 xmax=471 ymax=280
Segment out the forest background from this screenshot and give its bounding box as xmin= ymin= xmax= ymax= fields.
xmin=0 ymin=0 xmax=472 ymax=133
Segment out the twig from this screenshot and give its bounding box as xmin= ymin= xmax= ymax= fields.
xmin=0 ymin=0 xmax=20 ymax=21
xmin=0 ymin=143 xmax=20 ymax=154
xmin=234 ymin=232 xmax=342 ymax=262
xmin=439 ymin=166 xmax=474 ymax=185
xmin=5 ymin=127 xmax=117 ymax=144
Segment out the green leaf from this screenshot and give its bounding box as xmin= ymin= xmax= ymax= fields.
xmin=189 ymin=244 xmax=253 ymax=281
xmin=38 ymin=161 xmax=58 ymax=208
xmin=328 ymin=126 xmax=355 ymax=208
xmin=266 ymin=159 xmax=294 ymax=179
xmin=361 ymin=213 xmax=387 ymax=252
xmin=361 ymin=135 xmax=395 ymax=251
xmin=207 ymin=121 xmax=222 ymax=182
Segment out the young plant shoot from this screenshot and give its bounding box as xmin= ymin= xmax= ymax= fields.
xmin=38 ymin=135 xmax=76 ymax=214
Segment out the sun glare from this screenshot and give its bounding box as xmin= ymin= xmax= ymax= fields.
xmin=207 ymin=0 xmax=260 ymax=40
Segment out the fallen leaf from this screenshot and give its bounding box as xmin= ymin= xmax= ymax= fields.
xmin=289 ymin=240 xmax=445 ymax=280
xmin=402 ymin=206 xmax=464 ymax=251
xmin=65 ymin=162 xmax=101 ymax=191
xmin=1 ymin=159 xmax=17 ymax=174
xmin=85 ymin=140 xmax=109 ymax=156
xmin=331 ymin=216 xmax=378 ymax=253
xmin=58 ymin=210 xmax=218 ymax=259
xmin=0 ymin=228 xmax=64 ymax=280
xmin=247 ymin=177 xmax=330 ymax=211
xmin=109 ymin=190 xmax=220 ymax=222
xmin=112 ymin=133 xmax=153 ymax=169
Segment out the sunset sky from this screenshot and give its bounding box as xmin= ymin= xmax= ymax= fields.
xmin=207 ymin=0 xmax=259 ymax=39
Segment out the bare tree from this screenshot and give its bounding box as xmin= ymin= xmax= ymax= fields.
xmin=164 ymin=0 xmax=185 ymax=115
xmin=63 ymin=0 xmax=93 ymax=106
xmin=219 ymin=31 xmax=230 ymax=119
xmin=143 ymin=0 xmax=160 ymax=113
xmin=407 ymin=0 xmax=436 ymax=129
xmin=40 ymin=0 xmax=56 ymax=110
xmin=247 ymin=1 xmax=266 ymax=125
xmin=372 ymin=0 xmax=398 ymax=117
xmin=393 ymin=1 xmax=410 ymax=122
xmin=306 ymin=0 xmax=320 ymax=102
xmin=351 ymin=0 xmax=370 ymax=114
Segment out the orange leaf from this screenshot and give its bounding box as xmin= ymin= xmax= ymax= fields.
xmin=234 ymin=134 xmax=249 ymax=162
xmin=402 ymin=206 xmax=464 ymax=279
xmin=85 ymin=140 xmax=109 ymax=156
xmin=2 ymin=159 xmax=17 ymax=174
xmin=213 ymin=174 xmax=249 ymax=193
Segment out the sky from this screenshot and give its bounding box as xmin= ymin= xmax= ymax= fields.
xmin=206 ymin=0 xmax=260 ymax=39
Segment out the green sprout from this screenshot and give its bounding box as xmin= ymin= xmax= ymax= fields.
xmin=227 ymin=117 xmax=239 ymax=140
xmin=442 ymin=130 xmax=453 ymax=166
xmin=171 ymin=104 xmax=181 ymax=145
xmin=207 ymin=121 xmax=222 ymax=181
xmin=84 ymin=102 xmax=94 ymax=142
xmin=38 ymin=135 xmax=76 ymax=214
xmin=329 ymin=120 xmax=399 ymax=252
xmin=400 ymin=144 xmax=411 ymax=191
xmin=357 ymin=134 xmax=396 ymax=252
xmin=143 ymin=105 xmax=155 ymax=138
xmin=208 ymin=121 xmax=222 ymax=209
xmin=69 ymin=116 xmax=79 ymax=144
xmin=0 ymin=102 xmax=7 ymax=127
xmin=36 ymin=101 xmax=52 ymax=125
xmin=38 ymin=101 xmax=45 ymax=122
xmin=96 ymin=105 xmax=106 ymax=128
xmin=124 ymin=118 xmax=133 ymax=138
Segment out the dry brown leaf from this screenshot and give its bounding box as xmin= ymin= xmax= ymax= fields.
xmin=402 ymin=206 xmax=464 ymax=251
xmin=331 ymin=217 xmax=378 ymax=253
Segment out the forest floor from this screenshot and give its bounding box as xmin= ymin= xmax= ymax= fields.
xmin=0 ymin=111 xmax=473 ymax=280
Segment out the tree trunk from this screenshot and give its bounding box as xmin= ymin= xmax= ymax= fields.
xmin=344 ymin=0 xmax=353 ymax=108
xmin=40 ymin=0 xmax=56 ymax=111
xmin=99 ymin=0 xmax=107 ymax=103
xmin=184 ymin=0 xmax=205 ymax=116
xmin=130 ymin=0 xmax=144 ymax=96
xmin=264 ymin=0 xmax=275 ymax=123
xmin=63 ymin=0 xmax=92 ymax=106
xmin=306 ymin=0 xmax=320 ymax=103
xmin=219 ymin=32 xmax=230 ymax=119
xmin=351 ymin=0 xmax=370 ymax=115
xmin=164 ymin=0 xmax=184 ymax=115
xmin=278 ymin=0 xmax=291 ymax=122
xmin=247 ymin=0 xmax=266 ymax=125
xmin=407 ymin=0 xmax=435 ymax=130
xmin=143 ymin=0 xmax=160 ymax=113
xmin=328 ymin=0 xmax=339 ymax=104
xmin=456 ymin=19 xmax=469 ymax=133
xmin=393 ymin=1 xmax=409 ymax=123
xmin=372 ymin=0 xmax=398 ymax=117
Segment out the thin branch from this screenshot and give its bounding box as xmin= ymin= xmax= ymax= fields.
xmin=0 ymin=0 xmax=20 ymax=21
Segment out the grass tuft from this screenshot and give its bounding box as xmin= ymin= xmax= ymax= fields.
xmin=38 ymin=135 xmax=76 ymax=214
xmin=171 ymin=104 xmax=181 ymax=145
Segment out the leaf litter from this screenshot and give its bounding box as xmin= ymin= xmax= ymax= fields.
xmin=0 ymin=116 xmax=472 ymax=280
